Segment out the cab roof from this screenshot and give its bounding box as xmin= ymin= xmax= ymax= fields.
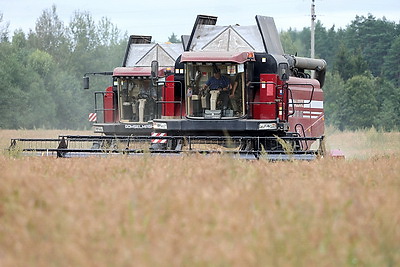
xmin=180 ymin=51 xmax=254 ymax=64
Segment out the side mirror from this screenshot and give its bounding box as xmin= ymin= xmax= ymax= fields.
xmin=83 ymin=76 xmax=90 ymax=89
xmin=151 ymin=60 xmax=159 ymax=79
xmin=278 ymin=63 xmax=289 ymax=81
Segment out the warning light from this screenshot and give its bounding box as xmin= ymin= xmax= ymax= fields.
xmin=247 ymin=52 xmax=255 ymax=60
xmin=164 ymin=67 xmax=173 ymax=75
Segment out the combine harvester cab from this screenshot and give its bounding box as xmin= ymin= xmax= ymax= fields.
xmin=84 ymin=35 xmax=183 ymax=136
xmin=150 ymin=15 xmax=327 ymax=160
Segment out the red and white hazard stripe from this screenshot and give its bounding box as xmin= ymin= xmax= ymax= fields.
xmin=89 ymin=113 xmax=97 ymax=122
xmin=151 ymin=132 xmax=167 ymax=144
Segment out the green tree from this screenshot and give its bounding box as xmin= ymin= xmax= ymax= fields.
xmin=92 ymin=18 xmax=126 ymax=71
xmin=338 ymin=74 xmax=378 ymax=130
xmin=0 ymin=42 xmax=23 ymax=128
xmin=0 ymin=41 xmax=56 ymax=128
xmin=31 ymin=5 xmax=70 ymax=62
xmin=344 ymin=14 xmax=398 ymax=77
xmin=382 ymin=36 xmax=400 ymax=87
xmin=28 ymin=50 xmax=54 ymax=77
xmin=0 ymin=12 xmax=9 ymax=42
xmin=334 ymin=44 xmax=369 ymax=81
xmin=0 ymin=6 xmax=129 ymax=129
xmin=68 ymin=11 xmax=100 ymax=76
xmin=297 ymin=27 xmax=311 ymax=56
xmin=97 ymin=17 xmax=122 ymax=47
xmin=374 ymin=78 xmax=400 ymax=130
xmin=48 ymin=71 xmax=92 ymax=129
xmin=167 ymin=32 xmax=180 ymax=43
xmin=19 ymin=78 xmax=57 ymax=128
xmin=322 ymin=71 xmax=345 ymax=126
xmin=315 ymin=24 xmax=339 ymax=65
xmin=280 ymin=31 xmax=297 ymax=55
xmin=280 ymin=28 xmax=308 ymax=56
xmin=12 ymin=30 xmax=27 ymax=49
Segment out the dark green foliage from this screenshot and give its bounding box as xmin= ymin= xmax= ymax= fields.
xmin=0 ymin=6 xmax=126 ymax=129
xmin=382 ymin=36 xmax=400 ymax=87
xmin=344 ymin=15 xmax=398 ymax=77
xmin=281 ymin=16 xmax=399 ymax=131
xmin=334 ymin=45 xmax=369 ymax=81
xmin=322 ymin=72 xmax=345 ymax=126
xmin=168 ymin=33 xmax=180 ymax=43
xmin=0 ymin=12 xmax=9 ymax=42
xmin=374 ymin=78 xmax=400 ymax=130
xmin=338 ymin=74 xmax=378 ymax=130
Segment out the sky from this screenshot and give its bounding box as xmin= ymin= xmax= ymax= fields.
xmin=1 ymin=0 xmax=399 ymax=42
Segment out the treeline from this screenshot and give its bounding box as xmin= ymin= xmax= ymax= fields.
xmin=0 ymin=7 xmax=399 ymax=131
xmin=0 ymin=6 xmax=127 ymax=129
xmin=281 ymin=15 xmax=400 ymax=130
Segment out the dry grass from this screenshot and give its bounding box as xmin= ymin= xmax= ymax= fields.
xmin=0 ymin=129 xmax=399 ymax=266
xmin=326 ymin=127 xmax=400 ymax=159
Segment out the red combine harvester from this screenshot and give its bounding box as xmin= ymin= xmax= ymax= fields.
xmin=83 ymin=35 xmax=183 ymax=136
xmin=149 ymin=15 xmax=327 ymax=160
xmin=9 ymin=15 xmax=331 ymax=160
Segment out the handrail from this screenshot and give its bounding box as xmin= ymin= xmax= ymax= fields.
xmin=287 ymin=83 xmax=316 ymax=117
xmin=94 ymin=91 xmax=117 ymax=123
xmin=288 ymin=83 xmax=315 ymax=105
xmin=246 ymin=81 xmax=279 ymax=105
xmin=246 ymin=81 xmax=281 ymax=119
xmin=154 ymin=80 xmax=184 ymax=119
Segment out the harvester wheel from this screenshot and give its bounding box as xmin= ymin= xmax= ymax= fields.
xmin=239 ymin=139 xmax=254 ymax=152
xmin=167 ymin=139 xmax=177 ymax=151
xmin=91 ymin=142 xmax=101 ymax=149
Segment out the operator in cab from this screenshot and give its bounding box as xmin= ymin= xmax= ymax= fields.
xmin=201 ymin=67 xmax=231 ymax=110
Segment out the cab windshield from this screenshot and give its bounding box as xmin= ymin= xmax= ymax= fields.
xmin=117 ymin=78 xmax=157 ymax=122
xmin=185 ymin=63 xmax=245 ymax=118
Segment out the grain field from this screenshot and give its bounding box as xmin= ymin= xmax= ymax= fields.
xmin=0 ymin=129 xmax=399 ymax=266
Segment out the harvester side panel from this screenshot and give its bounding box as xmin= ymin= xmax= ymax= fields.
xmin=104 ymin=86 xmax=116 ymax=123
xmin=163 ymin=75 xmax=176 ymax=116
xmin=288 ymin=77 xmax=324 ymax=138
xmin=253 ymin=74 xmax=278 ymax=120
xmin=161 ymin=75 xmax=185 ymax=118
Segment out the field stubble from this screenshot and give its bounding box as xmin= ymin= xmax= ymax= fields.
xmin=0 ymin=129 xmax=399 ymax=266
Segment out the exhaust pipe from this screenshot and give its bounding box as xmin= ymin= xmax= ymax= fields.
xmin=292 ymin=56 xmax=327 ymax=87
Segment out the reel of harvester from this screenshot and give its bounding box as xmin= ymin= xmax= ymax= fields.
xmin=8 ymin=134 xmax=325 ymax=160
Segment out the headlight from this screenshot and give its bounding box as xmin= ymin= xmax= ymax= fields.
xmin=94 ymin=126 xmax=103 ymax=132
xmin=259 ymin=122 xmax=277 ymax=130
xmin=153 ymin=122 xmax=167 ymax=130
